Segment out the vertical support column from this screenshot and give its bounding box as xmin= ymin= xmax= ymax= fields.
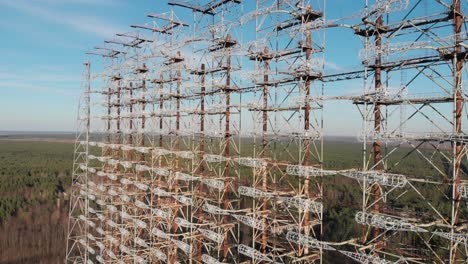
xmin=261 ymin=46 xmax=269 ymax=254
xmin=176 ymin=51 xmax=182 ymax=170
xmin=197 ymin=63 xmax=206 ymax=259
xmin=262 ymin=47 xmax=269 ymax=158
xmin=105 ymin=76 xmax=112 ymax=158
xmin=303 ymin=32 xmax=312 ymax=164
xmin=373 ymin=16 xmax=383 ymax=170
xmin=159 ymin=74 xmax=164 ymax=149
xmin=451 ymin=0 xmax=464 ymax=262
xmin=114 ymin=76 xmax=122 ymax=243
xmin=222 ymin=34 xmax=232 ymax=262
xmin=303 ymin=31 xmax=312 ymax=256
xmin=141 ymin=78 xmax=147 ymax=162
xmin=84 ymin=61 xmax=91 ymax=264
xmin=117 ymin=76 xmax=121 ymax=148
xmin=105 ymin=68 xmax=114 ymax=264
xmin=372 ymin=14 xmax=383 ymax=240
xmin=129 ymin=82 xmax=134 ymax=161
xmin=85 ymin=61 xmax=91 ymax=151
xmin=200 ymin=63 xmax=206 ymax=173
xmin=66 ymin=60 xmax=91 ymax=263
xmin=169 ymin=51 xmax=182 ymax=264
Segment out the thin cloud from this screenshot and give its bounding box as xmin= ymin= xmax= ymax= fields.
xmin=0 ymin=67 xmax=78 ymax=83
xmin=324 ymin=60 xmax=345 ymax=71
xmin=0 ymin=80 xmax=78 ymax=95
xmin=0 ymin=0 xmax=124 ymax=38
xmin=0 ymin=67 xmax=80 ymax=95
xmin=42 ymin=0 xmax=122 ymax=6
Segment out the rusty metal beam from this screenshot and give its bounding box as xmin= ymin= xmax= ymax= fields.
xmin=372 ymin=14 xmax=383 ymax=246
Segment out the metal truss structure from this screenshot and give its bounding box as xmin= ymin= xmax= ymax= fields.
xmin=348 ymin=0 xmax=468 ymax=263
xmin=66 ymin=0 xmax=468 ymax=263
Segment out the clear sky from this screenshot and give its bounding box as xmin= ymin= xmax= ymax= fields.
xmin=0 ymin=0 xmax=171 ymax=131
xmin=0 ymin=0 xmax=458 ymax=136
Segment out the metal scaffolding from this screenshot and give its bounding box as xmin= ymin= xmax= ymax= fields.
xmin=334 ymin=0 xmax=468 ymax=263
xmin=66 ymin=1 xmax=467 ymax=263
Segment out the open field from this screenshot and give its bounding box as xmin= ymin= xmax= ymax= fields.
xmin=0 ymin=131 xmax=76 ymax=143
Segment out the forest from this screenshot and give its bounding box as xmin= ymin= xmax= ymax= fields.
xmin=0 ymin=137 xmax=463 ymax=263
xmin=0 ymin=140 xmax=73 ymax=264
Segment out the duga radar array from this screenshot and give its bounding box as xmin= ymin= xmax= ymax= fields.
xmin=66 ymin=0 xmax=468 ymax=263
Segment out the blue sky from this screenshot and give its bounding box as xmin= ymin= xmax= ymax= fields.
xmin=0 ymin=0 xmax=171 ymax=131
xmin=0 ymin=0 xmax=457 ymax=136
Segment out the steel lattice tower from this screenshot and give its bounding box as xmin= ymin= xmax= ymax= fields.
xmin=66 ymin=1 xmax=467 ymax=263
